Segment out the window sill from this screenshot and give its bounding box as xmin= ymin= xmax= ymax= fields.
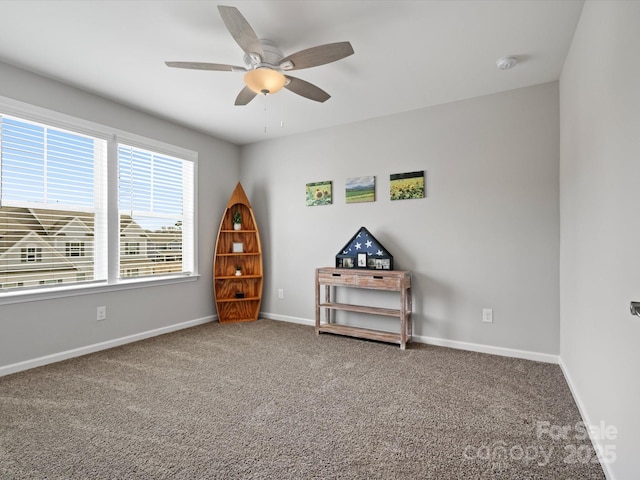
xmin=0 ymin=274 xmax=201 ymax=306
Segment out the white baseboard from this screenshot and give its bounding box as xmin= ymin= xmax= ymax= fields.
xmin=559 ymin=359 xmax=616 ymax=480
xmin=414 ymin=334 xmax=559 ymax=364
xmin=0 ymin=315 xmax=216 ymax=377
xmin=261 ymin=312 xmax=558 ymax=364
xmin=260 ymin=312 xmax=314 ymax=326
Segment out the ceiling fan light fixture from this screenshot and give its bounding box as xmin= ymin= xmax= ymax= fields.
xmin=244 ymin=68 xmax=286 ymax=95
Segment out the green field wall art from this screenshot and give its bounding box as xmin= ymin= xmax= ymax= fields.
xmin=345 ymin=176 xmax=375 ymax=204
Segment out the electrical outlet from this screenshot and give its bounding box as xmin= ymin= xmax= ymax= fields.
xmin=482 ymin=308 xmax=493 ymax=323
xmin=278 ymin=289 xmax=284 ymax=299
xmin=97 ymin=306 xmax=107 ymax=321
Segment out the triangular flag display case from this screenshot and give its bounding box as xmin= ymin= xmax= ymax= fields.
xmin=335 ymin=226 xmax=393 ymax=270
xmin=213 ymin=182 xmax=263 ymax=323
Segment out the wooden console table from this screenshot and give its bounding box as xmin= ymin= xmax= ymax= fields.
xmin=315 ymin=267 xmax=412 ymax=349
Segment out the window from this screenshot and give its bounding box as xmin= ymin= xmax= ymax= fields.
xmin=1 ymin=115 xmax=106 ymax=289
xmin=123 ymin=268 xmax=140 ymax=278
xmin=123 ymin=242 xmax=141 ymax=256
xmin=118 ymin=144 xmax=194 ymax=280
xmin=21 ymin=247 xmax=42 ymax=263
xmin=65 ymin=242 xmax=85 ymax=257
xmin=0 ymin=102 xmax=197 ymax=298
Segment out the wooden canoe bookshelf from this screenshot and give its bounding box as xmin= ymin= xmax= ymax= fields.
xmin=213 ymin=182 xmax=263 ymax=323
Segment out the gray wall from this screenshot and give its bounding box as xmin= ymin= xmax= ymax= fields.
xmin=559 ymin=1 xmax=640 ymax=478
xmin=240 ymin=82 xmax=560 ymax=357
xmin=0 ymin=62 xmax=240 ymax=369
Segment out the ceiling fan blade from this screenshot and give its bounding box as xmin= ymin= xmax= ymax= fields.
xmin=235 ymin=86 xmax=258 ymax=106
xmin=280 ymin=42 xmax=354 ymax=71
xmin=284 ymin=76 xmax=330 ymax=103
xmin=165 ymin=61 xmax=245 ymax=72
xmin=218 ymin=6 xmax=264 ymax=58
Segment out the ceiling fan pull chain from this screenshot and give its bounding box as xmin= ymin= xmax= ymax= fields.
xmin=264 ymin=95 xmax=268 ymax=134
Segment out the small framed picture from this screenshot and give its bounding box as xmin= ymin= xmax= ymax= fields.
xmin=342 ymin=257 xmax=355 ymax=268
xmin=232 ymin=242 xmax=243 ymax=253
xmin=346 ymin=176 xmax=375 ymax=203
xmin=357 ymin=252 xmax=367 ymax=268
xmin=390 ymin=170 xmax=425 ymax=200
xmin=306 ymin=180 xmax=332 ymax=206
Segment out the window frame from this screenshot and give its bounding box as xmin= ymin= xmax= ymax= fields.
xmin=0 ymin=96 xmax=199 ymax=306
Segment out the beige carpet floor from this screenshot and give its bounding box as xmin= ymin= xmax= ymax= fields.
xmin=0 ymin=319 xmax=605 ymax=479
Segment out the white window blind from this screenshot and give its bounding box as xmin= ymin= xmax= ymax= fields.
xmin=0 ymin=101 xmax=197 ymax=299
xmin=118 ymin=144 xmax=194 ymax=279
xmin=0 ymin=115 xmax=108 ymax=290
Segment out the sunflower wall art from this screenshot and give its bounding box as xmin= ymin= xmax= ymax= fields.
xmin=390 ymin=170 xmax=425 ymax=200
xmin=306 ymin=180 xmax=332 ymax=206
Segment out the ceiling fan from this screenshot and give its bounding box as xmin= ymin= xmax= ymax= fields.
xmin=165 ymin=5 xmax=354 ymax=106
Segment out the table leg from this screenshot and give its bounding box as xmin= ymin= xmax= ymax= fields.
xmin=400 ymin=284 xmax=407 ymax=349
xmin=315 ymin=270 xmax=320 ymax=334
xmin=324 ymin=285 xmax=332 ymax=324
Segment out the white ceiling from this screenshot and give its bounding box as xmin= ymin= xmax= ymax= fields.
xmin=0 ymin=0 xmax=584 ymax=146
